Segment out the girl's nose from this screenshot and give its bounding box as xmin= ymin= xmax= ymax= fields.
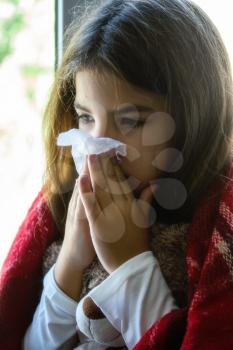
xmin=92 ymin=124 xmax=118 ymax=141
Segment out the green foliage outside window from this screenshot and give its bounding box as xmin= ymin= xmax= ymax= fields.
xmin=0 ymin=0 xmax=25 ymax=65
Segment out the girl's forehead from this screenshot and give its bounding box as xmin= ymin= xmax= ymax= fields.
xmin=75 ymin=70 xmax=165 ymax=109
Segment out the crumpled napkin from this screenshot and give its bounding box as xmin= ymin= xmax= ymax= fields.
xmin=57 ymin=128 xmax=127 ymax=174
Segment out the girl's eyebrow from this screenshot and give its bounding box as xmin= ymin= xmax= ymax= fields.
xmin=73 ymin=101 xmax=154 ymax=115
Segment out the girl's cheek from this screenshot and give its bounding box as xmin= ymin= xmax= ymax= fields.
xmin=142 ymin=114 xmax=176 ymax=147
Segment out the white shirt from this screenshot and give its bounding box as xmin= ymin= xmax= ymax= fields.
xmin=23 ymin=251 xmax=179 ymax=350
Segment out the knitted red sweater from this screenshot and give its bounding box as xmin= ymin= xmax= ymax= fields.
xmin=1 ymin=162 xmax=233 ymax=350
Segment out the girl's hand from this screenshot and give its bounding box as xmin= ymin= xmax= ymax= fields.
xmin=59 ymin=158 xmax=96 ymax=272
xmin=78 ymin=151 xmax=157 ymax=274
xmin=54 ymin=158 xmax=96 ymax=300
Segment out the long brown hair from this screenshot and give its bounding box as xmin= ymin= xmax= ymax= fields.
xmin=42 ymin=0 xmax=233 ymax=234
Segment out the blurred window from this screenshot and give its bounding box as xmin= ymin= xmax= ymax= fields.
xmin=0 ymin=0 xmax=55 ymax=267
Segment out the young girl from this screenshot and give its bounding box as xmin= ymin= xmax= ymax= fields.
xmin=1 ymin=0 xmax=233 ymax=349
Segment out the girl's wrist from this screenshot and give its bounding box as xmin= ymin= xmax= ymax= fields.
xmin=59 ymin=241 xmax=86 ymax=273
xmin=54 ymin=249 xmax=84 ymax=301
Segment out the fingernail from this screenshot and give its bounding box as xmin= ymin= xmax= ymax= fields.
xmin=89 ymin=154 xmax=97 ymax=163
xmin=151 ymin=184 xmax=158 ymax=192
xmin=80 ymin=174 xmax=89 ymax=185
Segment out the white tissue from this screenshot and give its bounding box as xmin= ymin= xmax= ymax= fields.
xmin=57 ymin=128 xmax=127 ymax=174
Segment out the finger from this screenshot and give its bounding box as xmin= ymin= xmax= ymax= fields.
xmin=139 ymin=183 xmax=158 ymax=204
xmin=81 ymin=155 xmax=91 ymax=177
xmin=72 ymin=156 xmax=91 ymax=212
xmin=110 ymin=156 xmax=134 ymax=201
xmin=79 ymin=173 xmax=101 ymax=224
xmin=68 ymin=178 xmax=79 ymax=211
xmin=98 ymin=152 xmax=124 ymax=198
xmin=70 ymin=155 xmax=93 ymax=210
xmin=87 ymin=154 xmax=113 ymax=210
xmin=75 ymin=194 xmax=88 ymax=221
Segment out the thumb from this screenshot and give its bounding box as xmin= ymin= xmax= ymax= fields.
xmin=139 ymin=183 xmax=158 ymax=204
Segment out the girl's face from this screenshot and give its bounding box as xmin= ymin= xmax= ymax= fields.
xmin=74 ymin=70 xmax=175 ymax=196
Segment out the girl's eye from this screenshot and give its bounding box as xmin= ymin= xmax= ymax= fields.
xmin=74 ymin=113 xmax=145 ymax=128
xmin=120 ymin=118 xmax=145 ymax=128
xmin=74 ymin=113 xmax=93 ymax=125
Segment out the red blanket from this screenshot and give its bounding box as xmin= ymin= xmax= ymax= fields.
xmin=1 ymin=161 xmax=233 ymax=350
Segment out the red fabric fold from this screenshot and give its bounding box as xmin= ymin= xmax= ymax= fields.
xmin=0 ymin=191 xmax=59 ymax=350
xmin=1 ymin=161 xmax=233 ymax=350
xmin=133 ymin=161 xmax=233 ymax=350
